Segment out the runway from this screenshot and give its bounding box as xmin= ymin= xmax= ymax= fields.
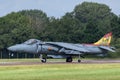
xmin=0 ymin=59 xmax=120 ymax=66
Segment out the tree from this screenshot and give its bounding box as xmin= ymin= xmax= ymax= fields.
xmin=71 ymin=2 xmax=115 ymax=43
xmin=0 ymin=10 xmax=48 ymax=49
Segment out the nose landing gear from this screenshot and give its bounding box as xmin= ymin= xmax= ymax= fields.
xmin=41 ymin=58 xmax=47 ymax=63
xmin=40 ymin=54 xmax=47 ymax=63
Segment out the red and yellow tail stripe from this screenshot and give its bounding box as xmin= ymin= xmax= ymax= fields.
xmin=94 ymin=32 xmax=112 ymax=46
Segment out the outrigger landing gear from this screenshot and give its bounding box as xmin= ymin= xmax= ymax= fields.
xmin=40 ymin=54 xmax=47 ymax=63
xmin=66 ymin=56 xmax=73 ymax=62
xmin=78 ymin=54 xmax=81 ymax=63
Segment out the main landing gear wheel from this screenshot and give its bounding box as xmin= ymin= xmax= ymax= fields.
xmin=78 ymin=60 xmax=81 ymax=63
xmin=66 ymin=57 xmax=73 ymax=62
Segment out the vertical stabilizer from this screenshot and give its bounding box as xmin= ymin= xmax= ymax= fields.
xmin=94 ymin=32 xmax=112 ymax=46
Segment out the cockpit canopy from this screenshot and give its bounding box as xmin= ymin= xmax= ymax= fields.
xmin=24 ymin=39 xmax=43 ymax=45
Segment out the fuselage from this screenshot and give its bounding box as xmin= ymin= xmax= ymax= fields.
xmin=7 ymin=39 xmax=115 ymax=62
xmin=7 ymin=32 xmax=115 ymax=62
xmin=8 ymin=42 xmax=105 ymax=55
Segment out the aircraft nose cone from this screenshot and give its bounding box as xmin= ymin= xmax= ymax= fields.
xmin=7 ymin=45 xmax=18 ymax=52
xmin=7 ymin=47 xmax=11 ymax=51
xmin=7 ymin=44 xmax=23 ymax=52
xmin=7 ymin=44 xmax=38 ymax=53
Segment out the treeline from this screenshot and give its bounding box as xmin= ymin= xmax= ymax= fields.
xmin=0 ymin=2 xmax=120 ymax=58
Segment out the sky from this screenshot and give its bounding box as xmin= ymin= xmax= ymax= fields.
xmin=0 ymin=0 xmax=120 ymax=18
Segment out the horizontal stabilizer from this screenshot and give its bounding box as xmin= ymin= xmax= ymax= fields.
xmin=99 ymin=46 xmax=115 ymax=52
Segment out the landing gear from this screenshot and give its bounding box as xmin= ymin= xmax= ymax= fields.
xmin=78 ymin=59 xmax=81 ymax=63
xmin=66 ymin=55 xmax=81 ymax=63
xmin=41 ymin=58 xmax=47 ymax=63
xmin=40 ymin=54 xmax=47 ymax=63
xmin=66 ymin=56 xmax=73 ymax=62
xmin=78 ymin=54 xmax=81 ymax=63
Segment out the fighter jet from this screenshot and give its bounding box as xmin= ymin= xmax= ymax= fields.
xmin=8 ymin=32 xmax=115 ymax=63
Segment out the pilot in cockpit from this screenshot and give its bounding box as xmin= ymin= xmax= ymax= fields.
xmin=24 ymin=39 xmax=42 ymax=45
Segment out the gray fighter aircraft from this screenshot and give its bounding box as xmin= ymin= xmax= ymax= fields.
xmin=8 ymin=32 xmax=115 ymax=63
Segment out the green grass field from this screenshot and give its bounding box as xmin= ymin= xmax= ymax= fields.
xmin=0 ymin=59 xmax=120 ymax=80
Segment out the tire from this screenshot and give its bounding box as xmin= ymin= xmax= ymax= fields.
xmin=78 ymin=60 xmax=81 ymax=63
xmin=41 ymin=58 xmax=46 ymax=63
xmin=66 ymin=57 xmax=72 ymax=62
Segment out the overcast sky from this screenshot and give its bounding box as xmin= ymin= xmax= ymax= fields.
xmin=0 ymin=0 xmax=120 ymax=18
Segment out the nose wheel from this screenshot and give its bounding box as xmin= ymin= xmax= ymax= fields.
xmin=40 ymin=54 xmax=47 ymax=63
xmin=41 ymin=58 xmax=47 ymax=63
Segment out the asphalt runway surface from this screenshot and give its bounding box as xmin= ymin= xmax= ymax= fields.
xmin=0 ymin=59 xmax=120 ymax=66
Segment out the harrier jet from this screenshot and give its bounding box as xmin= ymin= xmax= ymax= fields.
xmin=8 ymin=32 xmax=115 ymax=63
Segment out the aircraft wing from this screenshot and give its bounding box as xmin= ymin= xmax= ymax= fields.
xmin=45 ymin=42 xmax=90 ymax=54
xmin=99 ymin=46 xmax=116 ymax=52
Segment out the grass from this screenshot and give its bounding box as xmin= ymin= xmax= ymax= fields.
xmin=0 ymin=59 xmax=120 ymax=80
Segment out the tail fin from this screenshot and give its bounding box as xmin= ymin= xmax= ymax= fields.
xmin=94 ymin=32 xmax=112 ymax=46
